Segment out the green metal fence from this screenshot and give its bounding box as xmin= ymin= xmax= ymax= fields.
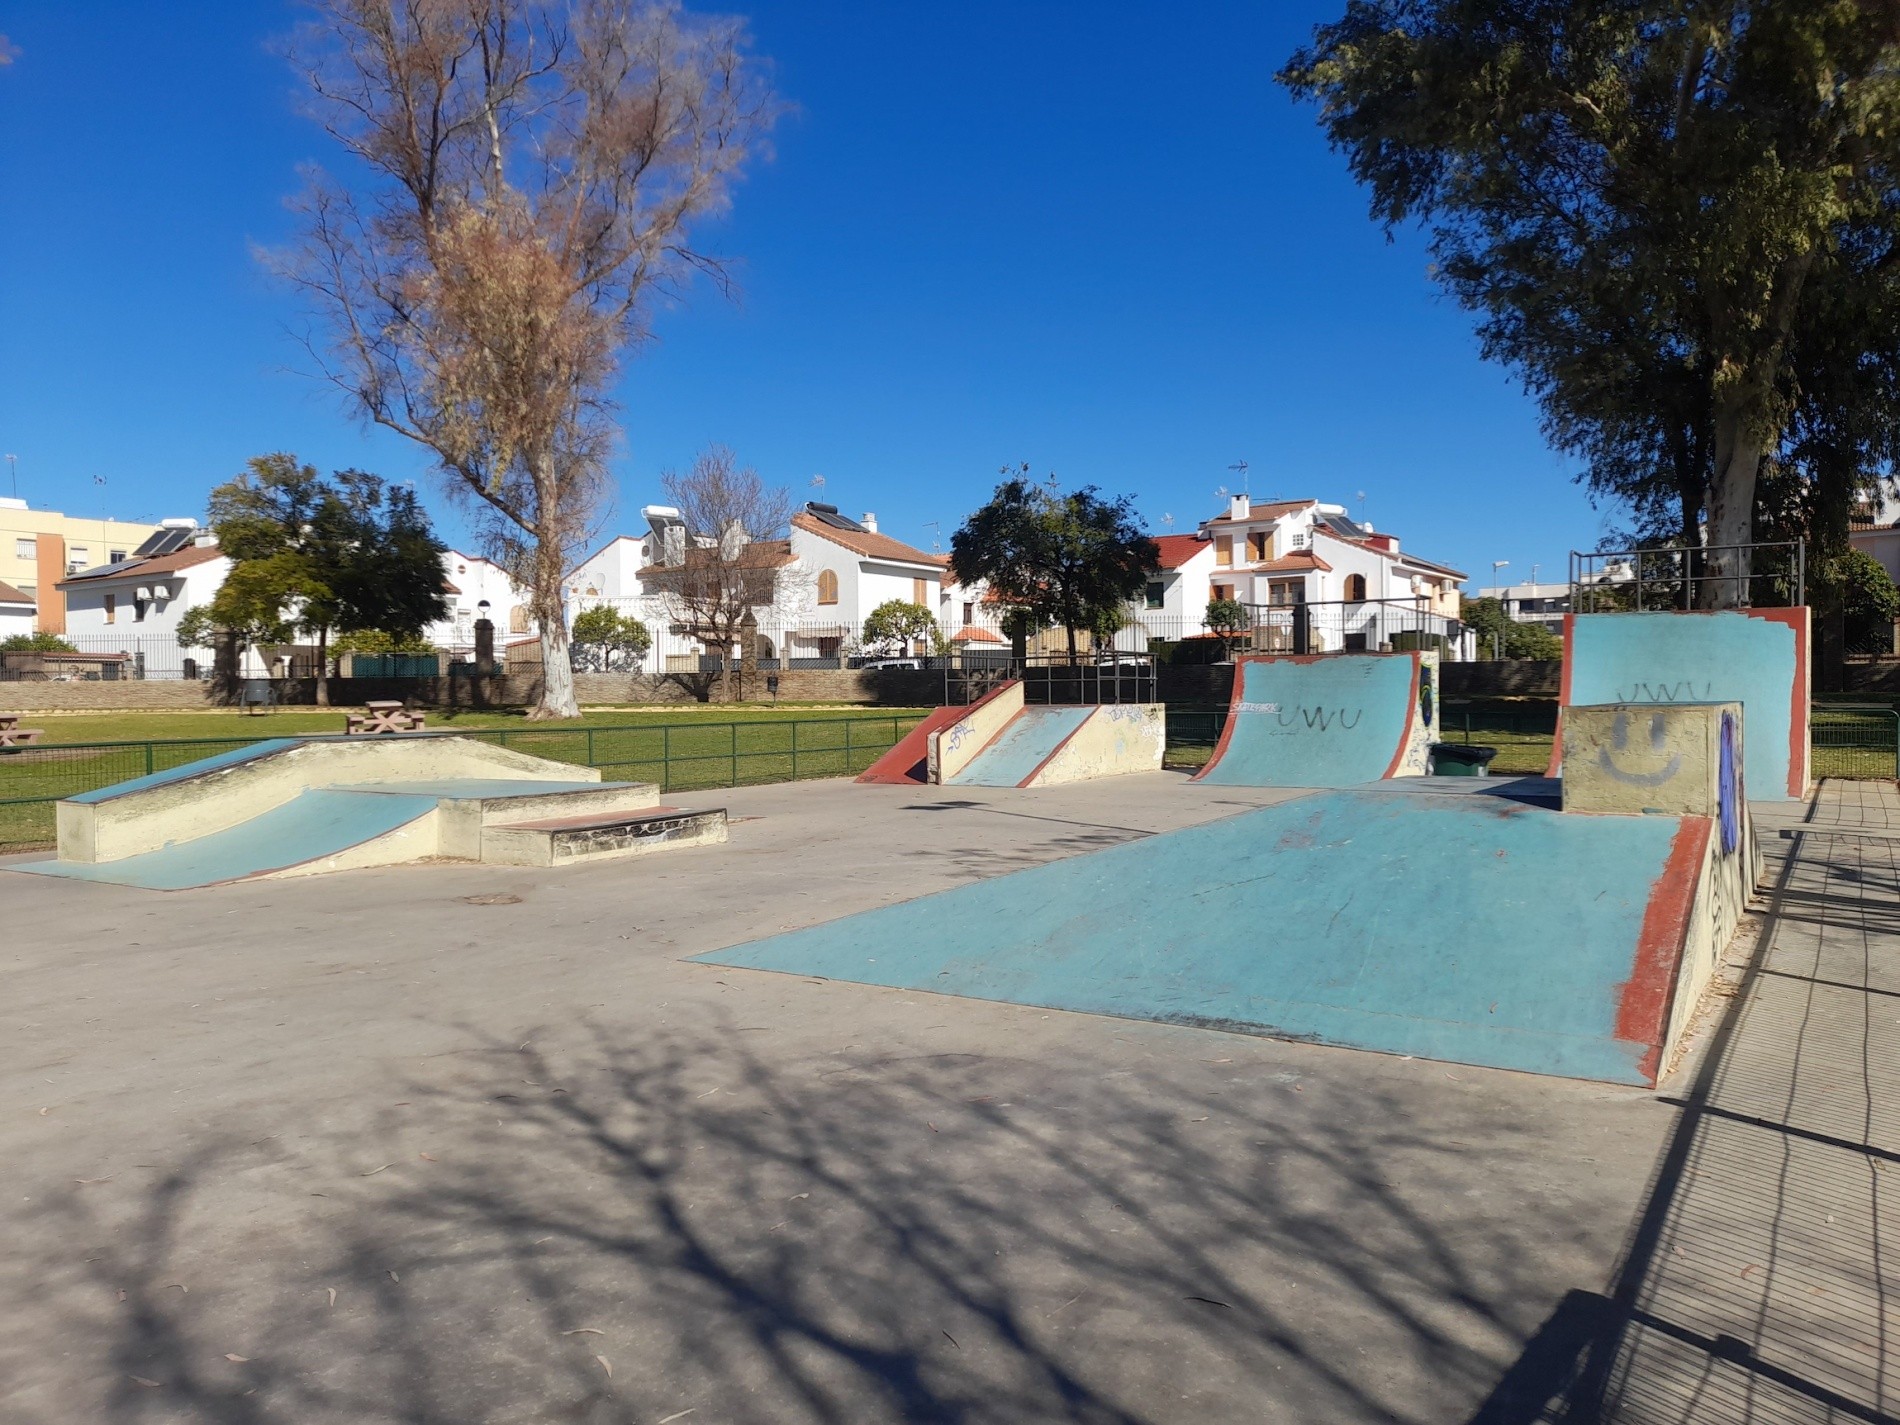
xmin=0 ymin=714 xmax=924 ymax=851
xmin=1812 ymin=705 xmax=1900 ymax=781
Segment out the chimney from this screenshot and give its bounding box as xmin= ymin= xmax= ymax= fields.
xmin=861 ymin=512 xmax=878 ymax=533
xmin=1229 ymin=493 xmax=1250 ymax=522
xmin=642 ymin=504 xmax=687 ymax=565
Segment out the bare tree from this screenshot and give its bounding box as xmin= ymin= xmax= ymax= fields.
xmin=271 ymin=0 xmax=775 ymax=717
xmin=643 ymin=444 xmax=797 ymax=701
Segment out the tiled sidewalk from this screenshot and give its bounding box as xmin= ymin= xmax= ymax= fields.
xmin=1578 ymin=782 xmax=1900 ymax=1422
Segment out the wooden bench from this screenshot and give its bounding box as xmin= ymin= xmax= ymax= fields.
xmin=0 ymin=713 xmax=44 ymax=749
xmin=345 ymin=700 xmax=427 ymax=735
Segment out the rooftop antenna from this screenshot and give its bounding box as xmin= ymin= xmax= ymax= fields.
xmin=1228 ymin=460 xmax=1250 ymax=494
xmin=4 ymin=454 xmax=14 ymax=499
xmin=809 ymin=474 xmax=826 ymax=491
xmin=921 ymin=519 xmax=941 ymax=553
xmin=1356 ymin=489 xmax=1367 ymax=521
xmin=1162 ymin=513 xmax=1175 ymax=531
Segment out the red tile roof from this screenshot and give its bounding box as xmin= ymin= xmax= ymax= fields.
xmin=54 ymin=543 xmax=224 ymax=589
xmin=0 ymin=579 xmax=33 ymax=606
xmin=792 ymin=512 xmax=940 ymax=566
xmin=951 ymin=626 xmax=1004 ymax=643
xmin=1151 ymin=534 xmax=1211 ymax=569
xmin=1251 ymin=551 xmax=1333 ymax=574
xmin=1202 ymin=498 xmax=1317 ymax=525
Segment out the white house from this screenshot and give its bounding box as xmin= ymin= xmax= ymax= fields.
xmin=782 ymin=504 xmax=946 ymax=660
xmin=0 ymin=579 xmax=35 ymax=638
xmin=566 ymin=534 xmax=651 ymax=605
xmin=432 ymin=550 xmax=537 ymax=660
xmin=1182 ymin=494 xmax=1468 ymax=653
xmin=57 ymin=533 xmax=234 ymax=676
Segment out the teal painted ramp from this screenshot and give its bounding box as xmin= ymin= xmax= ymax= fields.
xmin=7 ymin=789 xmax=438 ymax=890
xmin=696 ymin=788 xmax=1694 ymax=1084
xmin=1197 ymin=656 xmax=1416 ymax=787
xmin=949 ymin=706 xmax=1093 ymax=787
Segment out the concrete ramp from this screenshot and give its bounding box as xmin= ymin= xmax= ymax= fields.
xmin=9 ymin=735 xmax=728 ymax=890
xmin=948 ymin=706 xmax=1093 ymax=786
xmin=697 ymin=784 xmax=1742 ymax=1085
xmin=856 ymin=706 xmax=965 ymax=785
xmin=1552 ymin=609 xmax=1810 ymax=799
xmin=15 ymin=789 xmax=442 ymax=890
xmin=1195 ymin=652 xmax=1433 ymax=787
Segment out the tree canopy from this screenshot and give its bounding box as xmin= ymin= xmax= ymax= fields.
xmin=950 ymin=468 xmax=1159 ymax=661
xmin=203 ymin=453 xmax=450 ymax=700
xmin=860 ymin=600 xmax=939 ymax=656
xmin=1282 ymin=3 xmax=1900 ymax=608
xmin=570 ymin=604 xmax=653 ymax=672
xmin=1462 ymin=597 xmax=1565 ymax=660
xmin=276 ymin=0 xmax=776 ymax=717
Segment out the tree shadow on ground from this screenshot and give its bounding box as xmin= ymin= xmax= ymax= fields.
xmin=13 ymin=1017 xmax=1614 ymax=1424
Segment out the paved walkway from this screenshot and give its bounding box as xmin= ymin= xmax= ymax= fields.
xmin=1493 ymin=781 xmax=1900 ymax=1422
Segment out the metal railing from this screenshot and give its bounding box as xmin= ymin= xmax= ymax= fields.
xmin=1569 ymin=541 xmax=1806 ymax=612
xmin=1812 ymin=705 xmax=1900 ymax=780
xmin=0 ymin=713 xmax=925 ymax=850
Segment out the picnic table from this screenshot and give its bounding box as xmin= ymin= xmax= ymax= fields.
xmin=0 ymin=713 xmax=44 ymax=749
xmin=345 ymin=701 xmax=427 ymax=735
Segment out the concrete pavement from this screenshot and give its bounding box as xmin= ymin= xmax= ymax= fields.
xmin=3 ymin=772 xmax=1685 ymax=1423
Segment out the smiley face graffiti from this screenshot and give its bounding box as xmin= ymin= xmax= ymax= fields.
xmin=1596 ymin=709 xmax=1683 ymax=787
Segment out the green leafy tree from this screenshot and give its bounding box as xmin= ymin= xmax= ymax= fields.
xmin=860 ymin=600 xmax=938 ymax=657
xmin=1205 ymin=598 xmax=1247 ymax=636
xmin=206 ymin=454 xmax=450 ymax=703
xmin=1282 ymin=4 xmax=1900 ymax=605
xmin=1837 ymin=548 xmax=1900 ymax=656
xmin=569 ymin=605 xmax=653 ymax=673
xmin=950 ymin=467 xmax=1160 ymax=662
xmin=1463 ymin=597 xmax=1564 ymax=660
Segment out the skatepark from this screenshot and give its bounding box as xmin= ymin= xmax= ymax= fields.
xmin=3 ymin=606 xmax=1895 ymax=1422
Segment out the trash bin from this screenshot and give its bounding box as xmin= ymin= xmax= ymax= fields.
xmin=1431 ymin=743 xmax=1497 ymax=777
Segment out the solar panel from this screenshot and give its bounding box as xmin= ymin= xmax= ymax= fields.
xmin=132 ymin=527 xmax=192 ymax=558
xmin=66 ymin=558 xmax=146 ymax=580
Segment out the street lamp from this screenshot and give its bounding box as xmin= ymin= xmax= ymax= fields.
xmin=1490 ymin=561 xmax=1509 ymax=660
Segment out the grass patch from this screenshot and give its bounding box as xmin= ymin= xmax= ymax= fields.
xmin=5 ymin=704 xmax=931 ymax=746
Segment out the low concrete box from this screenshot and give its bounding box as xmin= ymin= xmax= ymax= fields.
xmin=1561 ymin=701 xmax=1744 ymax=818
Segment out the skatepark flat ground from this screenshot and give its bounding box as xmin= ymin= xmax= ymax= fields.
xmin=0 ymin=773 xmax=1710 ymax=1422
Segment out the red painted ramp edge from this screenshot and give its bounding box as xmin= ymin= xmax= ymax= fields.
xmin=856 ymin=706 xmax=964 ymax=785
xmin=858 ymin=680 xmax=1023 ymax=785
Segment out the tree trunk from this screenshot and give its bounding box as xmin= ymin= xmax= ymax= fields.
xmin=314 ymin=626 xmax=330 ymax=707
xmin=534 ymin=615 xmax=581 ymax=719
xmin=1702 ymin=402 xmax=1766 ymax=609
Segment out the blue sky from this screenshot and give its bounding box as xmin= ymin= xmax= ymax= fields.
xmin=0 ymin=1 xmax=1609 ymax=591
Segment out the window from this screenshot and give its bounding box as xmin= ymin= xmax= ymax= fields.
xmin=104 ymin=593 xmax=117 ymax=624
xmin=14 ymin=538 xmax=34 ymax=560
xmin=133 ymin=596 xmax=148 ymax=622
xmin=509 ymin=605 xmax=529 ymax=633
xmin=1290 ymin=532 xmax=1307 ymax=549
xmin=69 ymin=546 xmax=88 ymax=565
xmin=1212 ymin=583 xmax=1234 ymax=603
xmin=962 ymin=601 xmax=974 ymax=627
xmin=1145 ymin=581 xmax=1165 ymax=610
xmin=1247 ymin=531 xmax=1269 ymax=563
xmin=110 ymin=549 xmax=126 ymax=563
xmin=912 ymin=576 xmax=928 ymax=604
xmin=1214 ymin=538 xmax=1232 ymax=568
xmin=1344 ymin=573 xmax=1368 ymax=602
xmin=1267 ymin=579 xmax=1302 ymax=607
xmin=817 ymin=569 xmax=839 ymax=605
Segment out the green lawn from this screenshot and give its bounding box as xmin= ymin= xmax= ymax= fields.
xmin=4 ymin=703 xmax=931 ymax=746
xmin=0 ymin=706 xmax=932 ymax=850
